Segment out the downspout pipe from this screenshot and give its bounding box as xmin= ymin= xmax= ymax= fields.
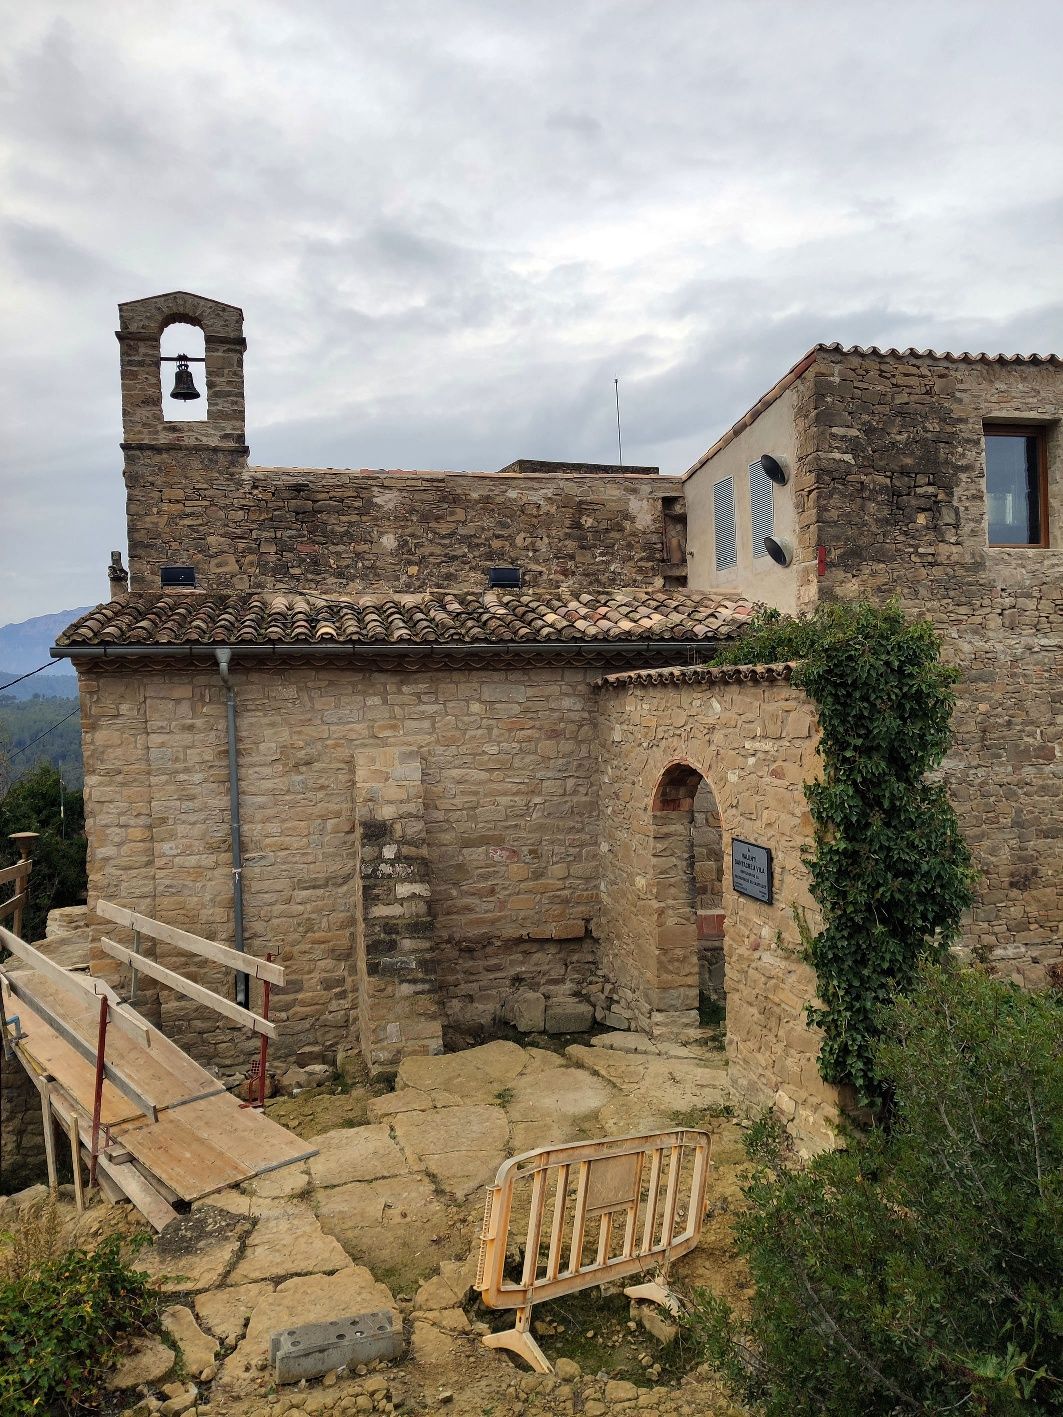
xmin=215 ymin=647 xmax=250 ymax=1008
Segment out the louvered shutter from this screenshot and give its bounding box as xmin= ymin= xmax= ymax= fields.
xmin=748 ymin=460 xmax=775 ymax=559
xmin=713 ymin=478 xmax=737 ymax=572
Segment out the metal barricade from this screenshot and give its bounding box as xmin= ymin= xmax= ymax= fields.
xmin=476 ymin=1127 xmax=712 ymax=1371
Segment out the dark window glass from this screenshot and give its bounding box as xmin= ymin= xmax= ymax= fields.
xmin=985 ymin=432 xmax=1043 ymax=545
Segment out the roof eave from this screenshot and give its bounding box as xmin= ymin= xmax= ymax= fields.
xmin=51 ymin=638 xmax=738 ymax=663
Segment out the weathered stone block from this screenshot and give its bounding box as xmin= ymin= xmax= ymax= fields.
xmin=502 ymin=989 xmax=546 ymax=1033
xmin=544 ymin=999 xmax=594 ymax=1034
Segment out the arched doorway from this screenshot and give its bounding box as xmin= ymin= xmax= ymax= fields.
xmin=651 ymin=762 xmax=726 ymax=1040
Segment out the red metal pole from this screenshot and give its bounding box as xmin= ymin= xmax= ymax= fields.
xmin=257 ymin=954 xmax=272 ymax=1110
xmin=89 ymin=996 xmax=109 ymax=1188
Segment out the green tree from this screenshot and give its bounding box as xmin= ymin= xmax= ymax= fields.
xmin=0 ymin=763 xmax=86 ymax=942
xmin=690 ymin=964 xmax=1063 ymax=1415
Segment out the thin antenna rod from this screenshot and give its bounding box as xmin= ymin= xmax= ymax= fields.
xmin=614 ymin=377 xmax=623 ymax=467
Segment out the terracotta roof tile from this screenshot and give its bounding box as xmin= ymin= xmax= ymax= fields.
xmin=55 ymin=590 xmax=755 ymax=652
xmin=596 ymin=661 xmax=796 ymax=689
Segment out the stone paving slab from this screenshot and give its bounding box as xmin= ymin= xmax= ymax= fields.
xmin=137 ymin=1207 xmax=252 ymax=1294
xmin=367 ymin=1086 xmax=459 ymax=1119
xmin=194 ymin=1281 xmax=275 ymax=1347
xmin=502 ymin=1066 xmax=616 ymax=1122
xmin=242 ymin=1161 xmax=310 ymax=1201
xmin=106 ymin=1336 xmax=176 ymax=1390
xmin=392 ymin=1103 xmax=511 ymax=1199
xmin=567 ymin=1045 xmax=730 ymax=1113
xmin=217 ymin=1266 xmax=398 ymax=1395
xmin=508 ymin=1116 xmax=584 ymax=1155
xmin=161 ymin=1303 xmax=219 ymax=1378
xmin=308 ymin=1123 xmax=409 ymax=1188
xmin=228 ymin=1206 xmax=353 ymax=1284
xmin=315 ymin=1171 xmax=441 ymax=1232
xmin=396 ymin=1039 xmax=529 ymax=1103
xmin=392 ymin=1103 xmax=509 ymax=1170
xmin=413 ymin=1253 xmax=478 ymax=1312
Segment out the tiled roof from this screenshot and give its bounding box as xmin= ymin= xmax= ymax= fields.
xmin=597 ymin=661 xmax=796 ymax=689
xmin=55 ymin=590 xmax=754 ymax=651
xmin=684 ymin=342 xmax=1062 ymax=478
xmin=813 ymin=342 xmax=1062 ymax=366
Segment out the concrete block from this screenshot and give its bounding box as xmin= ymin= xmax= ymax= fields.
xmin=544 ymin=999 xmax=594 ymax=1034
xmin=269 ymin=1309 xmax=405 ymax=1384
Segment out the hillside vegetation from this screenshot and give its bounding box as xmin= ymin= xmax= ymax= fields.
xmin=0 ymin=694 xmax=83 ymax=791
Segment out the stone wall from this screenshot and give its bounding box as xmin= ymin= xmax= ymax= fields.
xmin=597 ymin=669 xmax=840 ymax=1152
xmin=433 ymin=931 xmax=598 ymax=1039
xmin=123 ymin=456 xmax=681 ymax=597
xmin=800 ymin=352 xmax=1063 ymax=984
xmin=0 ymin=1050 xmax=45 ymax=1191
xmin=77 ymin=661 xmax=603 ymax=1076
xmin=353 ymin=747 xmax=444 ymax=1073
xmin=117 ymin=292 xmax=682 ymax=599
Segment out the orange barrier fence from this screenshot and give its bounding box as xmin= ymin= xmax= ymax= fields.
xmin=476 ymin=1127 xmax=712 ymax=1372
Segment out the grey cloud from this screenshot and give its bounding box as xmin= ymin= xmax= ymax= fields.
xmin=2 ymin=0 xmax=1063 ymax=620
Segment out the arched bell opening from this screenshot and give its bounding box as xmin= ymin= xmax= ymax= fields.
xmin=651 ymin=761 xmax=726 ymax=1042
xmin=160 ymin=320 xmax=207 ymax=421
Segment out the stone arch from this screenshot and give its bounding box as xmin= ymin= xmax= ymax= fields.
xmin=649 ymin=758 xmax=727 ymax=1042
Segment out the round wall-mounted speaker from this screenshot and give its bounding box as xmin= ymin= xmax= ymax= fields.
xmin=763 ymin=536 xmax=793 ymax=567
xmin=760 ymin=453 xmax=788 ymax=485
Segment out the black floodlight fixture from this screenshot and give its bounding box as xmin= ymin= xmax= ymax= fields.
xmin=760 ymin=453 xmax=789 ymax=485
xmin=763 ymin=536 xmax=793 ymax=567
xmin=488 ymin=566 xmax=522 ymax=588
xmin=161 ymin=565 xmax=197 ymax=588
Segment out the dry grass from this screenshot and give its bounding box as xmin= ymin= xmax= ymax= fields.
xmin=0 ymin=1195 xmax=65 ymax=1284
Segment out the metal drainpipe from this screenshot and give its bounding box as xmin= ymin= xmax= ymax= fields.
xmin=215 ymin=647 xmax=250 ymax=1008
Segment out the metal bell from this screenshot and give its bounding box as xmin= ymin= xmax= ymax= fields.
xmin=170 ymin=355 xmax=201 ymax=401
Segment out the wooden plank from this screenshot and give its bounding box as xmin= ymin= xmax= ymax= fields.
xmin=8 ymin=971 xmax=224 ymax=1114
xmin=0 ymin=862 xmax=30 ymax=888
xmin=113 ymin=1110 xmax=250 ymax=1201
xmin=96 ymin=900 xmax=285 ymax=987
xmin=1 ymin=972 xmax=157 ymax=1121
xmin=44 ymin=1086 xmax=86 ymax=1214
xmin=40 ymin=1081 xmax=59 ymax=1194
xmin=67 ymin=1114 xmax=85 ymax=1213
xmin=100 ymin=938 xmax=276 ymax=1038
xmin=0 ymin=926 xmax=123 ymax=1007
xmin=160 ymin=1092 xmax=317 ymax=1176
xmin=93 ymin=1150 xmax=178 ymax=1232
xmin=0 ymin=891 xmax=27 ymax=921
xmin=4 ymin=990 xmax=141 ymax=1129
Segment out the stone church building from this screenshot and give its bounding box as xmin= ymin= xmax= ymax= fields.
xmin=53 ymin=292 xmax=1062 ymax=1150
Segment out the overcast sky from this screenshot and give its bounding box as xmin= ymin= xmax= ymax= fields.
xmin=2 ymin=0 xmax=1061 ymax=625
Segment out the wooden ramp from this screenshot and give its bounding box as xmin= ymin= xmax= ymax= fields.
xmin=1 ymin=920 xmax=315 ymax=1230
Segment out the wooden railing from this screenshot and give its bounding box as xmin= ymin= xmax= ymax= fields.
xmin=96 ymin=899 xmax=284 ymax=1107
xmin=0 ymin=832 xmax=39 ymax=940
xmin=476 ymin=1127 xmax=712 ymax=1372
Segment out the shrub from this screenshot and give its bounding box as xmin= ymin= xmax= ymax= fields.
xmin=0 ymin=761 xmax=87 ymax=942
xmin=712 ymin=600 xmax=975 ymax=1106
xmin=0 ymin=1221 xmax=158 ymax=1415
xmin=689 ymin=964 xmax=1063 ymax=1415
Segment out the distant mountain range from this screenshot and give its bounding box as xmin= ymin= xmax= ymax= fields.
xmin=0 ymin=607 xmax=90 ymax=699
